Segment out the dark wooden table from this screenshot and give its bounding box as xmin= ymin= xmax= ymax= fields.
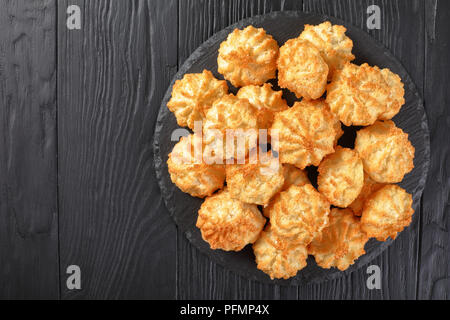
xmin=0 ymin=0 xmax=448 ymax=300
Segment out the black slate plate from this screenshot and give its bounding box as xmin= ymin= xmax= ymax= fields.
xmin=153 ymin=11 xmax=430 ymax=285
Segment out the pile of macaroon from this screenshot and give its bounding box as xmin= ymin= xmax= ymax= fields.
xmin=166 ymin=22 xmax=415 ymax=280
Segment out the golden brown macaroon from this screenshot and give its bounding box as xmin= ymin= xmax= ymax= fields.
xmin=281 ymin=164 xmax=310 ymax=191
xmin=299 ymin=21 xmax=355 ymax=79
xmin=218 ymin=25 xmax=279 ymax=87
xmin=311 ymin=99 xmax=343 ymax=146
xmin=267 ymin=184 xmax=330 ymax=245
xmin=196 ymin=188 xmax=266 ymax=251
xmin=308 ymin=208 xmax=369 ymax=271
xmin=326 ymin=63 xmax=390 ymax=126
xmin=361 ymin=185 xmax=414 ymax=241
xmin=226 ymin=152 xmax=284 ymax=206
xmin=167 ymin=70 xmax=228 ymax=129
xmin=270 ymin=100 xmax=339 ymax=169
xmin=237 ymin=83 xmax=289 ymax=129
xmin=355 ymin=120 xmax=415 ymax=183
xmin=318 ymin=146 xmax=364 ymax=208
xmin=348 ymin=174 xmax=385 ymax=216
xmin=263 ymin=165 xmax=310 ymax=218
xmin=277 ymin=38 xmax=329 ymax=100
xmin=253 ymin=225 xmax=308 ymax=280
xmin=167 ymin=134 xmax=225 ymax=198
xmin=203 ymin=94 xmax=259 ymax=161
xmin=379 ymin=68 xmax=405 ymax=120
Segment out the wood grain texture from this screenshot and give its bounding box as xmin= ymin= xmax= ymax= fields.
xmin=0 ymin=0 xmax=59 ymax=299
xmin=57 ymin=0 xmax=177 ymax=299
xmin=298 ymin=0 xmax=425 ymax=300
xmin=177 ymin=0 xmax=303 ymax=300
xmin=418 ymin=0 xmax=450 ymax=300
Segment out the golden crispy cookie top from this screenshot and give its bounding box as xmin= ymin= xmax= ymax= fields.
xmin=226 ymin=152 xmax=284 ymax=206
xmin=355 ymin=120 xmax=415 ymax=183
xmin=277 ymin=38 xmax=329 ymax=100
xmin=308 ymin=208 xmax=368 ymax=271
xmin=167 ymin=134 xmax=226 ymax=198
xmin=218 ymin=26 xmax=279 ymax=87
xmin=318 ymin=146 xmax=364 ymax=208
xmin=299 ymin=21 xmax=355 ymax=79
xmin=361 ymin=185 xmax=414 ymax=241
xmin=237 ymin=83 xmax=289 ymax=129
xmin=196 ymin=188 xmax=266 ymax=251
xmin=167 ymin=70 xmax=228 ymax=129
xmin=253 ymin=225 xmax=308 ymax=280
xmin=270 ymin=100 xmax=339 ymax=169
xmin=326 ymin=63 xmax=390 ymax=126
xmin=267 ymin=184 xmax=330 ymax=245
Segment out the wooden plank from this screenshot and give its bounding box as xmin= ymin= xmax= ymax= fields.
xmin=177 ymin=0 xmax=303 ymax=300
xmin=299 ymin=0 xmax=425 ymax=299
xmin=418 ymin=0 xmax=450 ymax=300
xmin=57 ymin=0 xmax=177 ymax=299
xmin=0 ymin=0 xmax=59 ymax=299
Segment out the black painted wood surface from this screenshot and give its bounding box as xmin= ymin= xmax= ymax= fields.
xmin=57 ymin=0 xmax=177 ymax=299
xmin=0 ymin=0 xmax=59 ymax=299
xmin=0 ymin=0 xmax=449 ymax=299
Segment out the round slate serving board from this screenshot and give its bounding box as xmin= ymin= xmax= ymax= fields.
xmin=153 ymin=11 xmax=430 ymax=285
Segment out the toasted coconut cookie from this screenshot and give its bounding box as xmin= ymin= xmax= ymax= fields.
xmin=237 ymin=83 xmax=289 ymax=129
xmin=299 ymin=21 xmax=355 ymax=79
xmin=361 ymin=185 xmax=414 ymax=241
xmin=355 ymin=120 xmax=415 ymax=183
xmin=318 ymin=147 xmax=364 ymax=208
xmin=379 ymin=68 xmax=405 ymax=120
xmin=226 ymin=152 xmax=284 ymax=206
xmin=349 ymin=174 xmax=385 ymax=216
xmin=263 ymin=165 xmax=310 ymax=218
xmin=268 ymin=184 xmax=330 ymax=245
xmin=167 ymin=134 xmax=225 ymax=198
xmin=196 ymin=188 xmax=266 ymax=251
xmin=309 ymin=208 xmax=368 ymax=271
xmin=203 ymin=94 xmax=259 ymax=161
xmin=217 ymin=25 xmax=279 ymax=87
xmin=277 ymin=38 xmax=329 ymax=100
xmin=281 ymin=164 xmax=310 ymax=191
xmin=326 ymin=63 xmax=390 ymax=126
xmin=253 ymin=225 xmax=308 ymax=279
xmin=270 ymin=100 xmax=339 ymax=169
xmin=167 ymin=70 xmax=228 ymax=129
xmin=311 ymin=99 xmax=343 ymax=146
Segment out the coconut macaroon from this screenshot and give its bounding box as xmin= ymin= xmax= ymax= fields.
xmin=299 ymin=21 xmax=355 ymax=79
xmin=217 ymin=25 xmax=279 ymax=87
xmin=308 ymin=208 xmax=368 ymax=271
xmin=196 ymin=188 xmax=266 ymax=251
xmin=267 ymin=184 xmax=330 ymax=245
xmin=355 ymin=120 xmax=415 ymax=183
xmin=253 ymin=225 xmax=308 ymax=279
xmin=270 ymin=100 xmax=339 ymax=169
xmin=263 ymin=165 xmax=310 ymax=218
xmin=167 ymin=70 xmax=228 ymax=129
xmin=361 ymin=185 xmax=414 ymax=241
xmin=318 ymin=147 xmax=364 ymax=208
xmin=226 ymin=152 xmax=284 ymax=206
xmin=281 ymin=164 xmax=310 ymax=191
xmin=167 ymin=134 xmax=225 ymax=198
xmin=203 ymin=94 xmax=259 ymax=161
xmin=348 ymin=174 xmax=385 ymax=216
xmin=277 ymin=38 xmax=329 ymax=100
xmin=311 ymin=99 xmax=344 ymax=146
xmin=237 ymin=83 xmax=289 ymax=129
xmin=379 ymin=68 xmax=406 ymax=120
xmin=326 ymin=63 xmax=390 ymax=126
